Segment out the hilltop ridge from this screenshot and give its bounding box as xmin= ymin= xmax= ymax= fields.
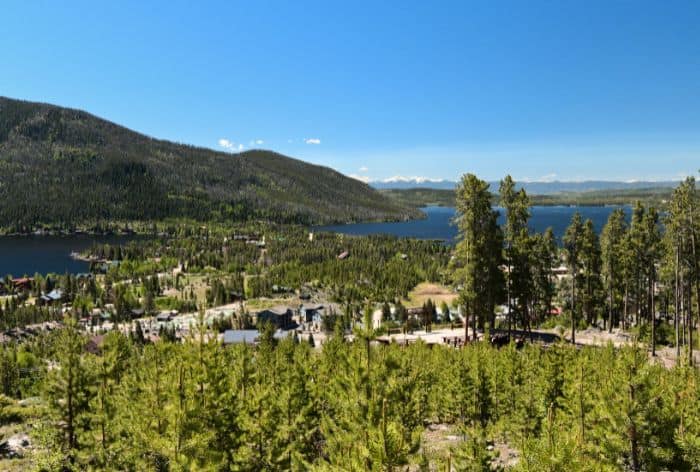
xmin=0 ymin=97 xmax=418 ymax=230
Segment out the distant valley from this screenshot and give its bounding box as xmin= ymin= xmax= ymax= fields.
xmin=371 ymin=177 xmax=680 ymax=194
xmin=380 ymin=186 xmax=674 ymax=209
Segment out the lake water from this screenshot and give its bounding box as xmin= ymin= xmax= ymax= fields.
xmin=315 ymin=205 xmax=631 ymax=243
xmin=0 ymin=235 xmax=138 ymax=277
xmin=0 ymin=206 xmax=628 ymax=276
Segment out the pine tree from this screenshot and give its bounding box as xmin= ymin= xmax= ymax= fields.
xmin=580 ymin=219 xmax=603 ymax=327
xmin=642 ymin=207 xmax=662 ymax=355
xmin=666 ymin=178 xmax=700 ymax=365
xmin=90 ymin=331 xmax=133 ymax=466
xmin=133 ymin=320 xmax=146 ymax=346
xmin=601 ymin=208 xmax=628 ymax=331
xmin=588 ymin=346 xmax=671 ymax=470
xmin=531 ymin=228 xmax=557 ymax=327
xmin=499 ymin=176 xmax=532 ymax=334
xmin=453 ymin=173 xmax=503 ymax=340
xmin=44 ymin=317 xmax=95 ymax=464
xmin=0 ymin=345 xmax=20 ymax=398
xmin=563 ymin=213 xmax=585 ymax=343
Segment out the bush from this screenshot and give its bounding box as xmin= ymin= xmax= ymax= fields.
xmin=0 ymin=394 xmax=37 ymax=425
xmin=637 ymin=320 xmax=675 ymax=346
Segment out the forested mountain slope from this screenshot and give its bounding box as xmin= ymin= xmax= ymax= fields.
xmin=0 ymin=97 xmax=417 ymax=229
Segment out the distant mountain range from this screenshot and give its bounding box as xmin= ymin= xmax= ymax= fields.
xmin=371 ymin=178 xmax=456 ymax=190
xmin=371 ymin=178 xmax=680 ymax=194
xmin=0 ymin=97 xmax=418 ymax=230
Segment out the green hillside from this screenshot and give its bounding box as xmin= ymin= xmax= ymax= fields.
xmin=379 ymin=188 xmax=456 ymax=207
xmin=0 ymin=97 xmax=418 ymax=230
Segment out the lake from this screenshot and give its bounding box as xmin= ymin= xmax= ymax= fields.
xmin=0 ymin=206 xmax=628 ymax=276
xmin=315 ymin=205 xmax=631 ymax=243
xmin=0 ymin=234 xmax=139 ymax=277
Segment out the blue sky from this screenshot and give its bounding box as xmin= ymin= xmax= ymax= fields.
xmin=2 ymin=1 xmax=699 ymax=182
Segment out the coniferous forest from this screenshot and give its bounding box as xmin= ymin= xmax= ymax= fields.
xmin=0 ymin=172 xmax=697 ymax=470
xmin=6 ymin=0 xmax=700 ymax=468
xmin=0 ymin=97 xmax=418 ymax=230
xmin=6 ymin=320 xmax=700 ymax=471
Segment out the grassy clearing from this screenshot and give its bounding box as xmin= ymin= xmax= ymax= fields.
xmin=405 ymin=282 xmax=458 ymax=308
xmin=244 ymin=297 xmax=299 ymax=311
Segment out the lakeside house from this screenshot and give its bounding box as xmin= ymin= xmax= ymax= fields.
xmin=38 ymin=288 xmax=64 ymax=305
xmin=92 ymin=260 xmax=121 ymax=274
xmin=0 ymin=321 xmax=61 ymax=345
xmin=222 ymin=329 xmax=260 ymax=345
xmin=11 ymin=278 xmax=33 ymax=291
xmin=223 ymin=328 xmax=292 ymax=346
xmin=254 ymin=306 xmax=293 ymax=329
xmin=301 ymin=304 xmax=325 ymax=324
xmin=222 ymin=329 xmax=292 ymax=346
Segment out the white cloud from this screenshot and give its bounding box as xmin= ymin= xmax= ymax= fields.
xmin=253 ymin=139 xmax=264 ymax=145
xmin=218 ymin=138 xmax=235 ymax=150
xmin=304 ymin=138 xmax=321 ymax=145
xmin=519 ymin=173 xmax=559 ymax=183
xmin=348 ymin=174 xmax=371 ymax=183
xmin=218 ymin=138 xmax=245 ymax=153
xmin=381 ymin=176 xmax=445 ymax=183
xmin=359 ymin=166 xmax=369 ymax=172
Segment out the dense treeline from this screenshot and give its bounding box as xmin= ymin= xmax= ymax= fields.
xmin=0 ymin=224 xmax=451 ymax=330
xmin=0 ymin=273 xmax=101 ymax=329
xmin=452 ymin=174 xmax=700 ymax=359
xmin=0 ymin=96 xmax=418 ymax=229
xmin=0 ymin=174 xmax=699 ymax=470
xmin=85 ymin=225 xmax=450 ymax=304
xmin=0 ymin=321 xmax=694 ymax=470
xmin=380 ymin=187 xmax=674 ymax=209
xmin=379 ymin=188 xmax=458 ymax=207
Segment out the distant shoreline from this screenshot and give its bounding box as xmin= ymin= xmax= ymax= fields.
xmin=379 ymin=187 xmax=672 ymax=209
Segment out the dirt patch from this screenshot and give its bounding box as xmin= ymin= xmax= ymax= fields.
xmin=417 ymin=423 xmax=461 ymax=470
xmin=418 ymin=423 xmax=520 ymax=470
xmin=492 ymin=439 xmax=520 ymax=468
xmin=244 ymin=297 xmax=298 ymax=311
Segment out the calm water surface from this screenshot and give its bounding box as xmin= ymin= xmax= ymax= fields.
xmin=0 ymin=206 xmax=629 ymax=276
xmin=315 ymin=205 xmax=631 ymax=243
xmin=0 ymin=235 xmax=138 ymax=277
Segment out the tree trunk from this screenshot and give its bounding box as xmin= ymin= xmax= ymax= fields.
xmin=67 ymin=360 xmax=75 ymax=452
xmin=607 ymin=276 xmax=613 ymax=333
xmin=629 ymin=382 xmax=640 ymax=472
xmin=651 ymin=268 xmax=656 ymax=357
xmin=688 ymin=282 xmax=694 ymax=366
xmin=689 ymin=193 xmax=698 ymax=367
xmin=571 ymin=267 xmax=576 ymax=345
xmin=464 ymin=304 xmax=468 ymax=346
xmin=624 ymin=284 xmax=629 ymax=331
xmin=696 ymin=279 xmax=700 ymax=367
xmin=675 ymin=246 xmax=681 ymax=361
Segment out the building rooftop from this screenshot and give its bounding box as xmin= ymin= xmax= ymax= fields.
xmin=223 ymin=329 xmax=293 ymax=344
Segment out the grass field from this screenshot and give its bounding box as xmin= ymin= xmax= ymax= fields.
xmin=406 ymin=282 xmax=458 ymax=308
